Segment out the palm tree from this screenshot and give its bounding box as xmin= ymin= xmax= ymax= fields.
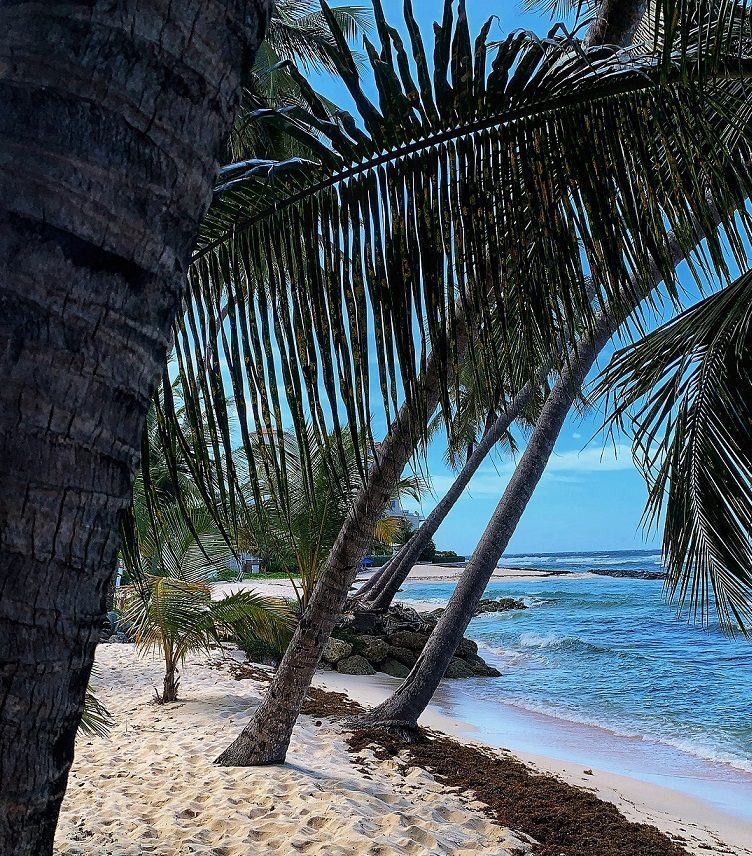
xmin=229 ymin=1 xmax=370 ymax=161
xmin=359 ymin=380 xmax=541 ymax=611
xmin=357 ymin=353 xmax=546 ymax=609
xmin=122 ymin=504 xmax=292 ymax=703
xmin=597 ymin=271 xmax=752 ymax=630
xmin=237 ymin=426 xmax=420 ymax=610
xmin=359 ymin=281 xmax=660 ymax=734
xmin=0 ymin=3 xmax=272 ymax=853
xmin=196 ymin=0 xmax=752 ymax=765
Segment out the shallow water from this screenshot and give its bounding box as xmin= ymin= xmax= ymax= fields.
xmin=400 ymin=550 xmax=752 ymax=820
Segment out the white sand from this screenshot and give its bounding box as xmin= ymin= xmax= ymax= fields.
xmin=213 ymin=562 xmax=588 ymax=602
xmin=317 ymin=671 xmax=752 ymax=856
xmin=55 ymin=644 xmax=529 ymax=856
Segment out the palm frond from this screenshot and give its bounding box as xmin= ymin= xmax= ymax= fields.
xmin=79 ymin=669 xmax=112 ymax=739
xmin=165 ymin=0 xmax=752 ymax=566
xmin=597 ymin=273 xmax=752 ymax=630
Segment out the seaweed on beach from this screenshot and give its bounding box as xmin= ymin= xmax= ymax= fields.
xmin=347 ymin=726 xmax=691 ymax=856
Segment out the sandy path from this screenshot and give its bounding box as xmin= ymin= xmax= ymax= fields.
xmin=55 ymin=645 xmax=528 ymax=856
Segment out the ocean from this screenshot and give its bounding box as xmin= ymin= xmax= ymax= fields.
xmin=399 ymin=549 xmax=752 ymax=820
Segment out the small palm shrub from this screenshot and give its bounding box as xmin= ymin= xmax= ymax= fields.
xmin=122 ymin=504 xmax=292 ymax=703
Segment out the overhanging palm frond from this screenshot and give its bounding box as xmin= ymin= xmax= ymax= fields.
xmin=597 ymin=273 xmax=752 ymax=630
xmin=170 ymin=0 xmax=752 ymax=549
xmin=79 ymin=669 xmax=112 ymax=739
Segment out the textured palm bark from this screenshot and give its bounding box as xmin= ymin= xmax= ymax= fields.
xmin=364 ymin=379 xmax=538 ymax=612
xmin=215 ymin=327 xmax=465 ymax=766
xmin=359 ymin=320 xmax=614 ymax=733
xmin=584 ymin=0 xmax=649 ymax=47
xmin=0 ymin=3 xmax=270 ymax=853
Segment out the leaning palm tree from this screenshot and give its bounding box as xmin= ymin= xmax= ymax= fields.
xmin=122 ymin=503 xmax=292 ymax=703
xmin=358 ymin=352 xmax=546 ymax=609
xmin=237 ymin=426 xmax=421 ymax=609
xmin=173 ymin=0 xmax=752 ymax=766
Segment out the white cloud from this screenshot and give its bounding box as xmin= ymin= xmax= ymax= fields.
xmin=572 ymin=432 xmax=582 ymax=439
xmin=545 ymin=443 xmax=635 ymax=473
xmin=426 ymin=443 xmax=635 ymax=498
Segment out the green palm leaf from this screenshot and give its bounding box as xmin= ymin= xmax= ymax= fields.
xmin=597 ymin=273 xmax=752 ymax=630
xmin=157 ymin=0 xmax=752 ymax=591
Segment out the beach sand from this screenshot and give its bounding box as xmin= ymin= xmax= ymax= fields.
xmin=212 ymin=562 xmax=584 ymax=603
xmin=318 ymin=671 xmax=752 ymax=856
xmin=56 ymin=644 xmax=751 ymax=856
xmin=55 ymin=644 xmax=528 ymax=856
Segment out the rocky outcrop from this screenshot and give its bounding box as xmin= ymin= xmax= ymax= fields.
xmin=387 ymin=630 xmax=430 ymax=652
xmin=424 ymin=597 xmax=527 ymax=622
xmin=358 ymin=635 xmax=388 ymax=664
xmin=589 ymin=569 xmax=666 ymax=580
xmin=380 ymin=657 xmax=411 ymax=678
xmin=444 ymin=657 xmax=475 ymax=679
xmin=315 ymin=604 xmax=502 ymax=680
xmin=337 ymin=655 xmax=375 ymax=675
xmin=322 ymin=638 xmax=353 ymax=664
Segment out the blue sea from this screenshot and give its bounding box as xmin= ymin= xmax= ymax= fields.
xmin=399 ymin=549 xmax=752 ymax=820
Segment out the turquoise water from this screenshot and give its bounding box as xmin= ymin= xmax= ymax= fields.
xmin=402 ymin=550 xmax=752 ymax=779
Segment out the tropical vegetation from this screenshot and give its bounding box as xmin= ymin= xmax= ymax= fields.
xmin=3 ymin=0 xmax=752 ymax=853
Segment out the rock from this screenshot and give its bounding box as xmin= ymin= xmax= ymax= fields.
xmin=382 ymin=605 xmax=434 ymax=636
xmin=589 ymin=569 xmax=665 ymax=580
xmin=388 ymin=630 xmax=429 ymax=652
xmin=465 ymin=653 xmax=501 ymax=677
xmin=387 ymin=645 xmax=418 ymax=667
xmin=475 ymin=598 xmax=527 ymax=614
xmin=443 ymin=657 xmax=474 ymax=679
xmin=456 ymin=637 xmax=479 ymax=658
xmin=337 ymin=655 xmax=376 ymax=675
xmin=342 ymin=609 xmax=380 ymax=633
xmin=358 ymin=635 xmax=389 ymax=664
xmin=379 ymin=657 xmax=411 ymax=678
xmin=322 ymin=638 xmax=353 ymax=664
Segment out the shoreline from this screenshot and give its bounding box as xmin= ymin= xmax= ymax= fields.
xmin=66 ymin=645 xmax=751 ymax=856
xmin=314 ymin=669 xmax=752 ymax=854
xmin=210 ymin=570 xmax=752 ymax=852
xmin=212 ymin=563 xmax=597 ymax=602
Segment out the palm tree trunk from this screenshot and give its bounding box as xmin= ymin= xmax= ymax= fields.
xmin=214 ymin=0 xmax=664 ymax=767
xmin=215 ymin=325 xmax=465 ymax=766
xmin=357 ymin=190 xmax=721 ymax=732
xmin=363 ymin=378 xmax=538 ymax=612
xmin=584 ymin=0 xmax=649 ymax=47
xmin=0 ymin=4 xmax=270 ymax=854
xmin=359 ymin=319 xmax=615 ymax=734
xmin=162 ymin=662 xmax=180 ymax=704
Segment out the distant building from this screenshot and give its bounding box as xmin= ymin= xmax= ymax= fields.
xmin=384 ymin=498 xmax=424 ymax=554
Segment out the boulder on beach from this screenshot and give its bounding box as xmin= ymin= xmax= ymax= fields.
xmin=337 ymin=655 xmax=376 ymax=675
xmin=379 ymin=657 xmax=411 ymax=678
xmin=388 ymin=630 xmax=429 ymax=652
xmin=322 ymin=638 xmax=353 ymax=664
xmin=465 ymin=653 xmax=502 ymax=677
xmin=444 ymin=657 xmax=475 ymax=679
xmin=357 ymin=635 xmax=389 ymax=664
xmin=456 ymin=637 xmax=479 ymax=658
xmin=387 ymin=645 xmax=418 ymax=667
